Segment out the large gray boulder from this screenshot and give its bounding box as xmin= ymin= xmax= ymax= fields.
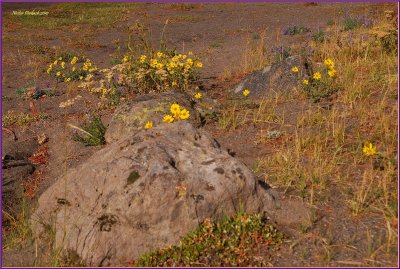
xmin=31 ymin=121 xmax=276 ymax=266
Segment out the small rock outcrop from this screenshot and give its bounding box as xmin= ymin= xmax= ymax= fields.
xmin=2 ymin=157 xmax=35 ymax=218
xmin=233 ymin=56 xmax=307 ymax=97
xmin=31 ymin=120 xmax=276 ymax=266
xmin=2 ymin=135 xmax=38 ymax=219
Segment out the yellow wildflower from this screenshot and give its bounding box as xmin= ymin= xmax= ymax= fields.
xmin=72 ymin=66 xmax=76 ymax=72
xmin=79 ymin=76 xmax=83 ymax=80
xmin=140 ymin=55 xmax=147 ymax=63
xmin=291 ymin=66 xmax=299 ymax=72
xmin=123 ymin=56 xmax=129 ymax=63
xmin=328 ymin=69 xmax=336 ymax=77
xmin=47 ymin=67 xmax=52 ymax=74
xmin=56 ymin=71 xmax=61 ymax=77
xmin=58 ymin=57 xmax=62 ymax=60
xmin=172 ymin=81 xmax=177 ymax=86
xmin=89 ymin=67 xmax=97 ymax=72
xmin=195 ymin=62 xmax=203 ymax=68
xmin=313 ymin=72 xmax=322 ymax=80
xmin=61 ymin=62 xmax=65 ymax=69
xmin=179 ymin=109 xmax=190 ymax=120
xmin=157 ymin=52 xmax=163 ymax=58
xmin=243 ymin=89 xmax=250 ymax=97
xmin=53 ymin=60 xmax=58 ymax=65
xmin=324 ymin=58 xmax=335 ymax=69
xmin=70 ymin=56 xmax=78 ymax=65
xmin=363 ymin=142 xmax=376 ymax=156
xmin=65 ymin=78 xmax=71 ymax=82
xmin=144 ymin=121 xmax=153 ymax=129
xmin=168 ymin=61 xmax=177 ymax=68
xmin=170 ymin=103 xmax=181 ymax=117
xmin=186 ymin=58 xmax=193 ymax=66
xmin=150 ymin=59 xmax=158 ymax=68
xmin=194 ymin=92 xmax=202 ymax=99
xmin=163 ymin=115 xmax=174 ymax=123
xmin=303 ymin=79 xmax=309 ymax=85
xmin=157 ymin=63 xmax=164 ymax=69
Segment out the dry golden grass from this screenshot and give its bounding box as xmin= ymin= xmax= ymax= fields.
xmin=251 ymin=13 xmax=398 ymax=260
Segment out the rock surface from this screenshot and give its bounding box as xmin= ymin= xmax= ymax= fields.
xmin=31 ymin=121 xmax=276 ymax=266
xmin=232 ymin=56 xmax=307 ymax=97
xmin=106 ymin=92 xmax=205 ymax=143
xmin=2 ymin=157 xmax=35 ymax=218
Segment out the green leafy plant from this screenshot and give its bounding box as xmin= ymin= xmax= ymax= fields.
xmin=312 ymin=30 xmax=326 ymax=43
xmin=71 ymin=116 xmax=106 ymax=146
xmin=300 ymin=58 xmax=338 ymax=102
xmin=379 ymin=29 xmax=398 ymax=55
xmin=342 ymin=13 xmax=373 ymax=31
xmin=136 ymin=212 xmax=283 ymax=267
xmin=47 ymin=54 xmax=97 ymax=83
xmin=282 ymin=25 xmax=311 ymax=35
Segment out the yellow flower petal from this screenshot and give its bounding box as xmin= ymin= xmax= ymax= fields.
xmin=144 ymin=121 xmax=153 ymax=129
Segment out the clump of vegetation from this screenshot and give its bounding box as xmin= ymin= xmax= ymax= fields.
xmin=2 ymin=112 xmax=48 ymax=127
xmin=294 ymin=58 xmax=338 ymax=102
xmin=71 ymin=115 xmax=106 ymax=146
xmin=282 ymin=25 xmax=311 ymax=35
xmin=379 ymin=29 xmax=398 ymax=55
xmin=326 ymin=19 xmax=335 ymax=26
xmin=342 ymin=12 xmax=373 ymax=31
xmin=312 ymin=29 xmax=326 ymax=43
xmin=136 ymin=212 xmax=283 ymax=267
xmin=47 ymin=54 xmax=97 ymax=82
xmin=79 ymin=67 xmax=124 ymax=108
xmin=16 ymin=81 xmax=56 ymax=100
xmin=270 ymin=45 xmax=292 ymax=62
xmin=123 ymin=50 xmax=203 ymax=93
xmin=77 ymin=21 xmax=203 ymax=108
xmin=2 ymin=197 xmax=32 ymax=251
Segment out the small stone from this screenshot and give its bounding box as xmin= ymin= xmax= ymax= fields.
xmin=37 ymin=133 xmax=48 ymax=145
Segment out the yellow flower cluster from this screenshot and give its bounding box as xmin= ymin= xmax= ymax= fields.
xmin=243 ymin=89 xmax=250 ymax=97
xmin=163 ymin=103 xmax=190 ymax=123
xmin=144 ymin=121 xmax=153 ymax=129
xmin=47 ymin=55 xmax=97 ymax=83
xmin=324 ymin=58 xmax=336 ymax=78
xmin=313 ymin=72 xmax=322 ymax=80
xmin=363 ymin=142 xmax=376 ymax=156
xmin=291 ymin=66 xmax=299 ymax=73
xmin=127 ymin=51 xmax=203 ymax=91
xmin=142 ymin=103 xmax=191 ymax=129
